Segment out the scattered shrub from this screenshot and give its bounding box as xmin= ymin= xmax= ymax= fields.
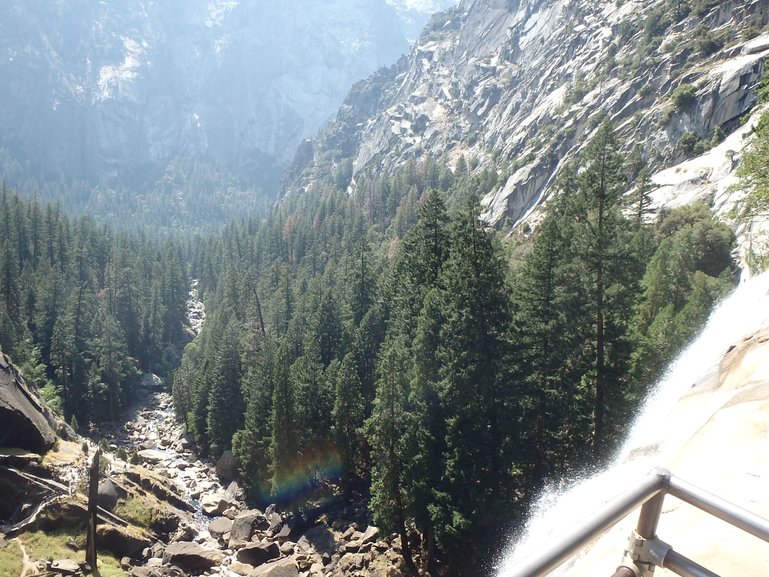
xmin=678 ymin=131 xmax=699 ymax=155
xmin=672 ymin=83 xmax=697 ymax=111
xmin=658 ymin=107 xmax=675 ymax=126
xmin=743 ymin=25 xmax=761 ymax=40
xmin=696 ymin=27 xmax=724 ymax=55
xmin=643 ymin=7 xmax=672 ymax=43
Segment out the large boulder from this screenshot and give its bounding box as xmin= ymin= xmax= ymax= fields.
xmin=97 ymin=479 xmax=126 ymax=512
xmin=49 ymin=559 xmax=81 ymax=575
xmin=131 ymin=567 xmax=187 ymax=577
xmin=96 ymin=524 xmax=152 ymax=558
xmin=200 ymin=492 xmax=237 ymax=517
xmin=162 ymin=542 xmax=225 ymax=571
xmin=0 ymin=354 xmax=56 ymax=453
xmin=229 ymin=509 xmax=267 ymax=547
xmin=296 ymin=525 xmax=337 ymax=556
xmin=247 ymin=557 xmax=299 ymax=577
xmin=236 ymin=541 xmax=281 ymax=566
xmin=215 ymin=450 xmax=239 ymax=481
xmin=124 ymin=468 xmax=194 ymax=513
xmin=136 ymin=449 xmax=168 ymax=465
xmin=208 ymin=517 xmax=233 ymax=540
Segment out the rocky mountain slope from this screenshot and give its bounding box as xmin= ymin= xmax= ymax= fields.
xmin=0 ymin=0 xmax=451 ymax=220
xmin=289 ymin=0 xmax=769 ymax=240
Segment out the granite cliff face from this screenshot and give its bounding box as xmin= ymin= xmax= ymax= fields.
xmin=0 ymin=0 xmax=449 ymax=201
xmin=0 ymin=353 xmax=56 ymax=454
xmin=290 ymin=0 xmax=769 ymax=234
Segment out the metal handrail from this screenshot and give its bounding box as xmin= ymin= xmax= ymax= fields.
xmin=504 ymin=467 xmax=769 ymax=577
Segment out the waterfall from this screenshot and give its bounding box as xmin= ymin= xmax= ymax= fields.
xmin=497 ymin=269 xmax=769 ymax=576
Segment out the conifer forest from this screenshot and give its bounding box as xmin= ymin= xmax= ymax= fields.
xmin=1 ymin=1 xmax=768 ymax=576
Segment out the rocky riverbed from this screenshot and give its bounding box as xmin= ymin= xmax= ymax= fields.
xmin=92 ymin=384 xmax=405 ymax=577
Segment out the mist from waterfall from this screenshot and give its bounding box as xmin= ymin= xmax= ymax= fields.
xmin=496 ymin=269 xmax=769 ymax=576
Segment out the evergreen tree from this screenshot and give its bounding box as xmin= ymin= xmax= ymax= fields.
xmin=232 ymin=335 xmax=275 ymax=503
xmin=0 ymin=239 xmax=22 ymax=355
xmin=347 ymin=238 xmax=376 ymax=326
xmin=557 ymin=119 xmax=639 ymax=454
xmin=429 ymin=198 xmax=516 ymax=573
xmin=738 ymin=111 xmax=769 ymax=214
xmin=332 ymin=352 xmax=366 ymax=497
xmin=206 ymin=320 xmax=244 ymax=457
xmin=50 ymin=283 xmax=95 ymax=421
xmin=513 ymin=207 xmax=592 ymax=478
xmin=292 ymin=342 xmax=333 ymax=460
xmin=366 ymin=336 xmax=417 ymax=573
xmin=88 ymin=301 xmax=139 ymax=421
xmin=270 ymin=341 xmax=299 ymax=499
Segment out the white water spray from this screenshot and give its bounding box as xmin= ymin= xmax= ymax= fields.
xmin=497 ymin=270 xmax=769 ymax=576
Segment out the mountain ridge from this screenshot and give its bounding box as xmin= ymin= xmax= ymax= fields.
xmin=286 ymin=0 xmax=769 ymax=237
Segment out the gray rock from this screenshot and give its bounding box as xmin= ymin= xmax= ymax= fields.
xmin=229 ymin=509 xmax=266 ymax=546
xmin=162 ymin=541 xmax=225 ymax=571
xmin=226 ymin=480 xmax=245 ymax=501
xmin=200 ymin=492 xmax=237 ymax=516
xmin=215 ymin=450 xmax=239 ymax=481
xmin=136 ymin=449 xmax=168 ymax=464
xmin=179 ymin=435 xmax=194 ymax=451
xmin=131 ymin=567 xmax=188 ymax=577
xmin=50 ymin=559 xmax=81 ymax=576
xmin=230 ymin=561 xmax=255 ymax=576
xmin=222 ymin=505 xmax=240 ymax=519
xmin=268 ymin=512 xmax=283 ymax=534
xmin=0 ymin=354 xmax=57 ymax=453
xmin=97 ymin=478 xmax=126 ymax=512
xmin=172 ymin=523 xmax=195 ymax=543
xmin=296 ymin=525 xmax=337 ymax=555
xmin=236 ymin=541 xmax=281 ymax=566
xmin=336 ymin=553 xmax=368 ymax=574
xmin=247 ymin=557 xmax=299 ymax=577
xmin=208 ymin=517 xmax=233 ymax=540
xmin=96 ymin=524 xmax=152 ymax=558
xmin=275 ymin=524 xmax=292 ymax=543
xmin=360 ymin=525 xmax=379 ymax=544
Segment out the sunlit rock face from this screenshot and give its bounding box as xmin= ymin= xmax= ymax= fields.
xmin=289 ymin=0 xmax=769 ymax=230
xmin=562 ymin=327 xmax=769 ymax=576
xmin=499 ymin=272 xmax=769 ymax=576
xmin=0 ymin=353 xmax=57 ymax=454
xmin=0 ymin=0 xmax=444 ymax=193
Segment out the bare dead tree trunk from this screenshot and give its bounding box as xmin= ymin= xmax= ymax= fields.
xmin=85 ymin=449 xmax=100 ymax=570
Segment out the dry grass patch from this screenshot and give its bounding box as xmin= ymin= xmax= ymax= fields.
xmin=0 ymin=539 xmax=24 ymax=577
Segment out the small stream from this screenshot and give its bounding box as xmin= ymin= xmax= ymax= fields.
xmin=106 ymin=280 xmax=240 ymax=541
xmin=118 ymin=389 xmax=237 ymax=537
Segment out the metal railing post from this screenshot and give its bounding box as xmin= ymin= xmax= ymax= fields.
xmin=636 ymin=492 xmax=665 ymax=540
xmin=620 ymin=478 xmax=669 ymax=577
xmin=503 ymin=470 xmax=670 ymax=577
xmin=502 ymin=468 xmax=769 ymax=577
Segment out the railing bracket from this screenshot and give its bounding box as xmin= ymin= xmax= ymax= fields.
xmin=621 ymin=531 xmax=672 ymax=577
